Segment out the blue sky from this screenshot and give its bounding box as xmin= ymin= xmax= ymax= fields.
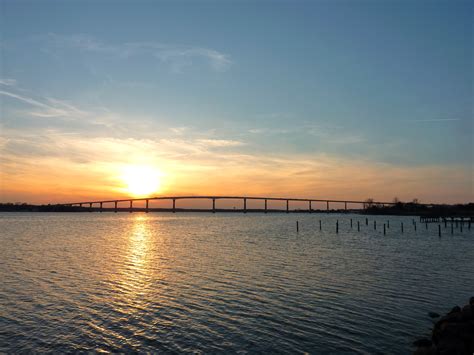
xmin=0 ymin=0 xmax=472 ymax=203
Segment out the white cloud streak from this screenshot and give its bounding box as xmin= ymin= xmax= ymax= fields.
xmin=41 ymin=33 xmax=233 ymax=72
xmin=196 ymin=139 xmax=244 ymax=147
xmin=406 ymin=119 xmax=461 ymax=123
xmin=0 ymin=78 xmax=17 ymax=86
xmin=0 ymin=89 xmax=88 ymax=120
xmin=0 ymin=90 xmax=53 ymax=110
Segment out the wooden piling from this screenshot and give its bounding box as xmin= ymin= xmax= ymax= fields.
xmin=212 ymin=198 xmax=215 ymax=213
xmin=129 ymin=200 xmax=133 ymax=213
xmin=414 ymin=222 xmax=416 ymax=231
xmin=173 ymin=198 xmax=176 ymax=213
xmin=336 ymin=220 xmax=339 ymax=234
xmin=114 ymin=201 xmax=117 ymax=213
xmin=383 ymin=224 xmax=386 ymax=235
xmin=264 ymin=199 xmax=267 ymax=214
xmin=100 ymin=202 xmax=103 ymax=213
xmin=425 ymin=222 xmax=428 ymax=230
xmin=365 ymin=217 xmax=368 ymax=225
xmin=319 ymin=220 xmax=322 ymax=230
xmin=438 ymin=224 xmax=441 ymax=237
xmin=357 ymin=220 xmax=360 ymax=231
xmin=89 ymin=202 xmax=92 ymax=212
xmin=401 ymin=222 xmax=404 ymax=233
xmin=244 ymin=198 xmax=247 ymax=214
xmin=296 ymin=221 xmax=299 ymax=233
xmin=350 ymin=218 xmax=353 ymax=228
xmin=374 ymin=220 xmax=376 ymax=230
xmin=146 ymin=199 xmax=149 ymax=213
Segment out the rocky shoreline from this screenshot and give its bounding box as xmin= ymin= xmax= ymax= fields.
xmin=414 ymin=297 xmax=474 ymax=355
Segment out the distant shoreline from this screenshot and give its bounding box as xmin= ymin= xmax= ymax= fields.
xmin=1 ymin=202 xmax=473 ymax=217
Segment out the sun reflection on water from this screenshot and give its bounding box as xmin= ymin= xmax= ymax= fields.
xmin=128 ymin=215 xmax=152 ymax=270
xmin=113 ymin=214 xmax=159 ymax=312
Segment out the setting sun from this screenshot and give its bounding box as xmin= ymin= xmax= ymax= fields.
xmin=120 ymin=165 xmax=162 ymax=196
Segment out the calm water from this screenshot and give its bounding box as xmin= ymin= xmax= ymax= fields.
xmin=0 ymin=213 xmax=473 ymax=353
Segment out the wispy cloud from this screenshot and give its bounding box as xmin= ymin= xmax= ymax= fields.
xmin=169 ymin=126 xmax=190 ymax=135
xmin=39 ymin=33 xmax=233 ymax=72
xmin=248 ymin=128 xmax=290 ymax=135
xmin=196 ymin=139 xmax=244 ymax=147
xmin=0 ymin=83 xmax=244 ymax=145
xmin=1 ymin=82 xmax=471 ymax=204
xmin=2 ymin=129 xmax=472 ymax=204
xmin=0 ymin=89 xmax=88 ymax=120
xmin=248 ymin=122 xmax=366 ymax=145
xmin=0 ymin=78 xmax=17 ymax=86
xmin=0 ymin=90 xmax=53 ymax=110
xmin=405 ymin=118 xmax=461 ymax=123
xmin=1 ymin=82 xmax=248 ymax=160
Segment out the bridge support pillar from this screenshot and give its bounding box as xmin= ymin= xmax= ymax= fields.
xmin=114 ymin=201 xmax=117 ymax=213
xmin=243 ymin=198 xmax=247 ymax=213
xmin=129 ymin=200 xmax=133 ymax=213
xmin=146 ymin=199 xmax=149 ymax=213
xmin=264 ymin=199 xmax=267 ymax=213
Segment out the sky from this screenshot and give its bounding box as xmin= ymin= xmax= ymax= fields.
xmin=0 ymin=0 xmax=472 ymax=204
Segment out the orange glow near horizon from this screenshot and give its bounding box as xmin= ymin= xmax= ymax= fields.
xmin=0 ymin=139 xmax=472 ymax=205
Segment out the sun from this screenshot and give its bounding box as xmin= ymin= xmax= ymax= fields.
xmin=120 ymin=165 xmax=162 ymax=196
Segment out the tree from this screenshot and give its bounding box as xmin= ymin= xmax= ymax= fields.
xmin=364 ymin=198 xmax=374 ymax=209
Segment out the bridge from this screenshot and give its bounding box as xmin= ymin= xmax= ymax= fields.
xmin=56 ymin=196 xmax=429 ymax=213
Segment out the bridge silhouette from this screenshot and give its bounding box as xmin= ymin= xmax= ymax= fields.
xmin=56 ymin=196 xmax=428 ymax=213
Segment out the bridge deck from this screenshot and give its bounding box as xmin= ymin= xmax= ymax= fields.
xmin=55 ymin=195 xmax=439 ymax=213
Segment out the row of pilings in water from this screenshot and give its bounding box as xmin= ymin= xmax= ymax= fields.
xmin=295 ymin=217 xmax=472 ymax=236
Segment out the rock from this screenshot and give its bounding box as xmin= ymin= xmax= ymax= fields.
xmin=461 ymin=305 xmax=473 ymax=321
xmin=437 ymin=336 xmax=467 ymax=355
xmin=414 ymin=298 xmax=474 ymax=355
xmin=413 ymin=338 xmax=432 ymax=347
xmin=413 ymin=345 xmax=436 ymax=355
xmin=441 ymin=322 xmax=466 ymax=337
xmin=449 ymin=306 xmax=461 ymax=314
xmin=438 ymin=312 xmax=462 ymax=324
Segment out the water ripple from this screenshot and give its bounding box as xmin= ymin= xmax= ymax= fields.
xmin=0 ymin=213 xmax=473 ymax=353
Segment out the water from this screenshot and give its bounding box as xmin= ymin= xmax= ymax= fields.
xmin=0 ymin=213 xmax=473 ymax=353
